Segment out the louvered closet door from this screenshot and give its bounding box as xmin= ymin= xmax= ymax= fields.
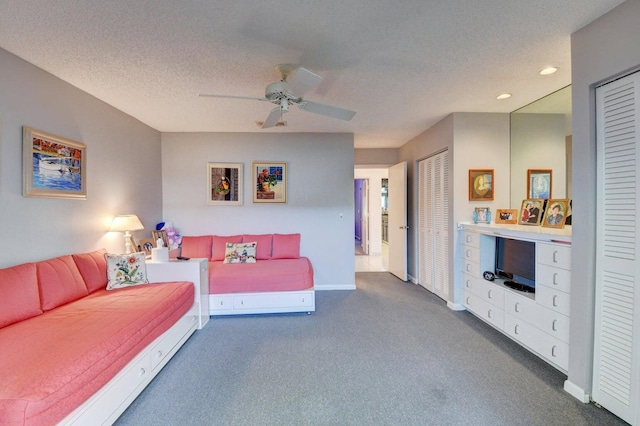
xmin=418 ymin=150 xmax=449 ymax=300
xmin=594 ymin=71 xmax=640 ymax=426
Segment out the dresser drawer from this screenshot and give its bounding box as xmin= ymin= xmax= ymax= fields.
xmin=149 ymin=312 xmax=198 ymax=370
xmin=504 ymin=291 xmax=570 ymax=343
xmin=461 ymin=231 xmax=480 ymax=248
xmin=464 ymin=275 xmax=504 ymax=306
xmin=211 ymin=295 xmax=234 ymax=310
xmin=461 ymin=259 xmax=480 ymax=277
xmin=504 ymin=314 xmax=568 ymax=371
xmin=464 ymin=292 xmax=504 ymax=329
xmin=537 ymin=264 xmax=571 ymax=294
xmin=537 ymin=243 xmax=571 ymax=270
xmin=462 ymin=245 xmax=480 ymax=263
xmin=536 ymin=285 xmax=570 ymax=316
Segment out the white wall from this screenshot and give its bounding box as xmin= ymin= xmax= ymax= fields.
xmin=354 ymin=168 xmax=388 ymax=255
xmin=569 ymin=0 xmax=640 ymax=398
xmin=510 ymin=113 xmax=567 ymax=208
xmin=0 ymin=48 xmax=162 ymax=268
xmin=161 ymin=132 xmax=355 ymax=289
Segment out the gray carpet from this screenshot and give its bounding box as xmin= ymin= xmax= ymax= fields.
xmin=115 ymin=272 xmax=626 ymax=426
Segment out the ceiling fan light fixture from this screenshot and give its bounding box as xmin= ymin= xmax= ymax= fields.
xmin=255 ymin=120 xmax=287 ymax=127
xmin=496 ymin=93 xmax=512 ymax=100
xmin=539 ymin=66 xmax=558 ymax=76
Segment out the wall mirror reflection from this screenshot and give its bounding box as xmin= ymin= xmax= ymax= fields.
xmin=510 ymin=85 xmax=572 ymax=209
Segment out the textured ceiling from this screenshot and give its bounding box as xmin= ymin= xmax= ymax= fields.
xmin=0 ymin=0 xmax=626 ymax=148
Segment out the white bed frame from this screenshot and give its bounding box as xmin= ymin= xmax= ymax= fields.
xmin=209 ymin=288 xmax=315 ymax=315
xmin=59 ymin=304 xmax=199 ymax=425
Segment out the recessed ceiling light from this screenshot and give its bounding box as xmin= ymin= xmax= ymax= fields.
xmin=540 ymin=67 xmax=558 ymax=76
xmin=496 ymin=93 xmax=512 ymax=100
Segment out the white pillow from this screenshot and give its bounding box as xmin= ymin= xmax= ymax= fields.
xmin=105 ymin=252 xmax=149 ymax=290
xmin=223 ymin=242 xmax=257 ymax=264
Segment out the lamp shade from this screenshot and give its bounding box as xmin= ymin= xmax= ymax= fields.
xmin=110 ymin=215 xmax=144 ymax=232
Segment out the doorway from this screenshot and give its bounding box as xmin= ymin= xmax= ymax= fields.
xmin=354 ymin=168 xmax=390 ymax=272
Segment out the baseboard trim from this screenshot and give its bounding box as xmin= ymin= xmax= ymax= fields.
xmin=407 ymin=274 xmax=418 ymax=284
xmin=447 ymin=302 xmax=466 ymax=311
xmin=563 ymin=380 xmax=590 ymax=403
xmin=316 ymin=284 xmax=357 ymax=291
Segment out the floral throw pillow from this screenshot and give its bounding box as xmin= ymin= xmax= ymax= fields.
xmin=105 ymin=252 xmax=149 ymax=290
xmin=223 ymin=242 xmax=257 ymax=264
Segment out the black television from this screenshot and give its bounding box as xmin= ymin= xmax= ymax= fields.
xmin=495 ymin=237 xmax=536 ymax=293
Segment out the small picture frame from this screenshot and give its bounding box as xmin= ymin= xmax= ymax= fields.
xmin=542 ymin=199 xmax=570 ymax=228
xmin=527 ymin=169 xmax=552 ymax=199
xmin=253 ymin=161 xmax=287 ymax=203
xmin=151 ymin=230 xmax=169 ymax=248
xmin=128 ymin=236 xmax=138 ymax=253
xmin=519 ymin=199 xmax=546 ymax=225
xmin=208 ymin=162 xmax=243 ymax=205
xmin=495 ymin=209 xmax=518 ymax=224
xmin=473 ymin=207 xmax=491 ymax=224
xmin=138 ymin=238 xmax=155 ymax=256
xmin=469 ymin=169 xmax=494 ymax=201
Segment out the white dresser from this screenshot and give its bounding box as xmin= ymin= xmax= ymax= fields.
xmin=459 ymin=223 xmax=571 ymax=372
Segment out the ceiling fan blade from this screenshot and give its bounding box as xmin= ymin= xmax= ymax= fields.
xmin=199 ymin=94 xmax=269 ymax=102
xmin=299 ymin=101 xmax=356 ymax=121
xmin=286 ymin=67 xmax=322 ymax=97
xmin=262 ymin=107 xmax=282 ymax=129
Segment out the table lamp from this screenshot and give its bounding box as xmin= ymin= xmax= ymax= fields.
xmin=110 ymin=215 xmax=144 ymax=254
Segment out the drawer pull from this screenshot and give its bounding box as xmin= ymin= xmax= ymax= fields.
xmin=156 ymin=350 xmax=163 ymax=359
xmin=466 ymin=297 xmax=471 ymax=305
xmin=514 ymin=325 xmax=519 ymax=335
xmin=515 ymin=302 xmax=520 ymax=313
xmin=466 ymin=249 xmax=472 ymax=258
xmin=553 ymin=273 xmax=559 ymax=285
xmin=302 ymin=297 xmax=305 ymax=302
xmin=553 ymin=251 xmax=559 ymax=263
xmin=552 ymin=295 xmax=558 ymax=307
xmin=487 ymin=309 xmax=492 ymax=319
xmin=488 ymin=290 xmax=492 ymax=299
xmin=551 ymin=346 xmax=557 ymax=357
xmin=466 ymin=235 xmax=472 ymax=243
xmin=466 ymin=264 xmax=472 ymax=272
xmin=466 ymin=279 xmax=471 ymax=288
xmin=139 ymin=368 xmax=146 ymax=376
xmin=552 ymin=320 xmax=558 ymax=331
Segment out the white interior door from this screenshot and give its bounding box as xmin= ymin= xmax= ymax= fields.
xmin=388 ymin=161 xmax=407 ymax=280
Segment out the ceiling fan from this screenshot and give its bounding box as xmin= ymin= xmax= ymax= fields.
xmin=199 ymin=64 xmax=356 ymax=128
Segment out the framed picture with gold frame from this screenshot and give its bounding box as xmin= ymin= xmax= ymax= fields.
xmin=496 ymin=209 xmax=518 ymax=224
xmin=138 ymin=238 xmax=155 ymax=256
xmin=542 ymin=199 xmax=570 ymax=228
xmin=469 ymin=169 xmax=494 ymax=201
xmin=519 ymin=199 xmax=546 ymax=225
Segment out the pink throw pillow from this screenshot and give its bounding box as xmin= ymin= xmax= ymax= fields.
xmin=37 ymin=255 xmax=89 ymax=311
xmin=180 ymin=236 xmax=213 ymax=259
xmin=72 ymin=249 xmax=107 ymax=293
xmin=212 ymin=235 xmax=243 ymax=261
xmin=0 ymin=263 xmax=42 ymax=328
xmin=272 ymin=233 xmax=301 ymax=259
xmin=242 ymin=234 xmax=273 ymax=260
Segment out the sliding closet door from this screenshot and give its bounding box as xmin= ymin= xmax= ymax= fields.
xmin=418 ymin=150 xmax=449 ymax=300
xmin=593 ymin=71 xmax=640 ymax=425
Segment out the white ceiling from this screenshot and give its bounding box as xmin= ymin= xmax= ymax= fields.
xmin=0 ymin=1 xmax=625 ymax=148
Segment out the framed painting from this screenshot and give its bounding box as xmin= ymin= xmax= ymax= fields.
xmin=542 ymin=199 xmax=570 ymax=228
xmin=23 ymin=126 xmax=86 ymax=199
xmin=473 ymin=207 xmax=491 ymax=224
xmin=253 ymin=162 xmax=287 ymax=203
xmin=469 ymin=169 xmax=494 ymax=201
xmin=519 ymin=199 xmax=546 ymax=225
xmin=208 ymin=163 xmax=243 ymax=205
xmin=527 ymin=169 xmax=552 ymax=199
xmin=496 ymin=209 xmax=518 ymax=224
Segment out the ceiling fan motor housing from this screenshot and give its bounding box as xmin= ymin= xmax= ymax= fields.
xmin=265 ymin=81 xmax=299 ymax=103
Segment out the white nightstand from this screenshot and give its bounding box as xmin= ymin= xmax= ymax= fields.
xmin=146 ymin=258 xmax=210 ymax=329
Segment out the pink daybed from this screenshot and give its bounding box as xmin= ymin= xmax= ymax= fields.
xmin=180 ymin=233 xmax=315 ymax=315
xmin=0 ymin=249 xmax=199 ymax=426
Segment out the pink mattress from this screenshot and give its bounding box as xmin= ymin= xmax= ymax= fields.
xmin=209 ymin=257 xmax=313 ymax=294
xmin=0 ymin=281 xmax=194 ymax=426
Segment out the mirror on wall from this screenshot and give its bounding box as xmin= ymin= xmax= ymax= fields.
xmin=510 ymin=85 xmax=572 ymax=208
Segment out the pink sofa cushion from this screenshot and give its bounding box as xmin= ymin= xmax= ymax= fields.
xmin=72 ymin=249 xmax=107 ymax=293
xmin=242 ymin=234 xmax=273 ymax=260
xmin=37 ymin=255 xmax=89 ymax=311
xmin=180 ymin=235 xmax=213 ymax=259
xmin=0 ymin=263 xmax=42 ymax=328
xmin=209 ymin=257 xmax=313 ymax=293
xmin=0 ymin=281 xmax=194 ymax=425
xmin=272 ymin=233 xmax=301 ymax=259
xmin=212 ymin=235 xmax=242 ymax=261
